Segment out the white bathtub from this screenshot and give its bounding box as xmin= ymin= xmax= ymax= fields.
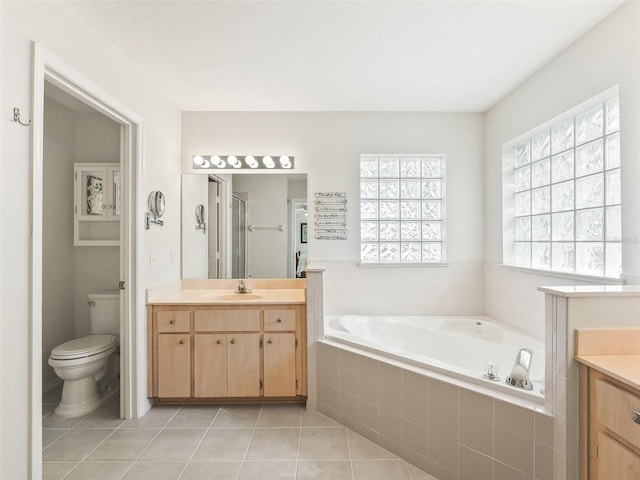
xmin=325 ymin=314 xmax=545 ymax=404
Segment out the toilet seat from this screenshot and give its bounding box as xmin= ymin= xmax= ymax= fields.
xmin=51 ymin=334 xmax=117 ymax=360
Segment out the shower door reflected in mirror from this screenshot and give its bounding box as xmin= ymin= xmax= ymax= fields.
xmin=231 ymin=194 xmax=247 ymax=279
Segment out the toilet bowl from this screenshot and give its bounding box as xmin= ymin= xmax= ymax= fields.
xmin=48 ymin=335 xmax=118 ymax=417
xmin=48 ymin=292 xmax=120 ymax=418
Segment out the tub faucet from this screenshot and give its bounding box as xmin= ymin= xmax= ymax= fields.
xmin=506 ymin=348 xmax=533 ymax=390
xmin=235 ymin=279 xmax=252 ymax=294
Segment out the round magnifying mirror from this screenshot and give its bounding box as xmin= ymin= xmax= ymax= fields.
xmin=195 ymin=204 xmax=206 ymax=226
xmin=148 ymin=191 xmax=165 ymax=218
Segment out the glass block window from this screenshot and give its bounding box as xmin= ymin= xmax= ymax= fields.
xmin=360 ymin=155 xmax=446 ymax=263
xmin=509 ymin=96 xmax=621 ymax=277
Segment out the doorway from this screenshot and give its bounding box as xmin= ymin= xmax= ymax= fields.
xmin=31 ymin=45 xmax=142 ymax=480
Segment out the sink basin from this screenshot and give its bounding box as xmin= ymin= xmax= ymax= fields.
xmin=213 ymin=294 xmax=263 ymax=301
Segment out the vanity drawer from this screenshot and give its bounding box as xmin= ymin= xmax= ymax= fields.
xmin=264 ymin=309 xmax=295 ymax=331
xmin=596 ymin=379 xmax=640 ymax=448
xmin=195 ymin=310 xmax=260 ymax=332
xmin=157 ymin=311 xmax=191 ymax=333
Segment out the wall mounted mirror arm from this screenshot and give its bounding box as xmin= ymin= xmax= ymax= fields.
xmin=145 ymin=190 xmax=165 ymax=229
xmin=195 ymin=204 xmax=206 ymax=234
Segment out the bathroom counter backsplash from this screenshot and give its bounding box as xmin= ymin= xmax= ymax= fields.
xmin=575 ymin=327 xmax=640 ymax=391
xmin=147 ymin=278 xmax=306 ymax=305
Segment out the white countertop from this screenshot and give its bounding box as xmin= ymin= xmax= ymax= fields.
xmin=147 ymin=288 xmax=306 ymax=305
xmin=538 ymin=285 xmax=640 ymax=297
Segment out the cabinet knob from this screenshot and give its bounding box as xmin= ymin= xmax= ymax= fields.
xmin=633 ymin=411 xmax=640 ymax=425
xmin=277 ymin=318 xmax=282 ymax=323
xmin=169 ymin=319 xmax=175 ymax=324
xmin=267 ymin=339 xmax=273 ymax=344
xmin=230 ymin=338 xmax=236 ymax=344
xmin=216 ymin=339 xmax=221 ymax=344
xmin=179 ymin=339 xmax=185 ymax=345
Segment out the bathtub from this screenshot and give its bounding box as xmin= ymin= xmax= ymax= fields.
xmin=325 ymin=314 xmax=545 ymax=404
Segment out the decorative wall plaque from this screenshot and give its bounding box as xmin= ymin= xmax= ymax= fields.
xmin=314 ymin=192 xmax=347 ymax=240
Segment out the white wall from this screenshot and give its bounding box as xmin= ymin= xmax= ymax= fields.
xmin=42 ymin=97 xmax=76 ymax=390
xmin=73 ymin=110 xmax=121 ymax=338
xmin=484 ymin=1 xmax=640 ymax=339
xmin=182 ymin=112 xmax=486 ymax=315
xmin=1 ymin=2 xmax=181 ymax=477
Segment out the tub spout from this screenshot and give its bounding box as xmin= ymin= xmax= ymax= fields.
xmin=505 ymin=348 xmax=533 ymax=390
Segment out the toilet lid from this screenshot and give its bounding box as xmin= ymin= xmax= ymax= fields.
xmin=51 ymin=335 xmax=117 ymax=360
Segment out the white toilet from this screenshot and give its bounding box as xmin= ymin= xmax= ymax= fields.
xmin=48 ymin=291 xmax=120 ymax=418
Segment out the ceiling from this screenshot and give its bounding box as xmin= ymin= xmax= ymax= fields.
xmin=70 ymin=0 xmax=624 ymax=112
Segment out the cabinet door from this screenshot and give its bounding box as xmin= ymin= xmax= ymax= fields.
xmin=597 ymin=432 xmax=640 ymax=480
xmin=227 ymin=333 xmax=260 ymax=397
xmin=194 ymin=334 xmax=227 ymax=397
xmin=263 ymin=333 xmax=296 ymax=397
xmin=157 ymin=334 xmax=191 ymax=398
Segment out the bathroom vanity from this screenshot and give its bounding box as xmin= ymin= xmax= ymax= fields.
xmin=576 ymin=328 xmax=640 ymax=480
xmin=147 ymin=280 xmax=307 ymax=403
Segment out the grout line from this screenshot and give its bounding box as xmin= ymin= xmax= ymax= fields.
xmin=237 ymin=404 xmax=263 ymax=480
xmin=176 ymin=407 xmax=216 ymax=480
xmin=345 ymin=427 xmax=356 ymax=480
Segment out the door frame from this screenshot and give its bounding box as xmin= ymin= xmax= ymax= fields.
xmin=30 ymin=43 xmax=144 ymax=479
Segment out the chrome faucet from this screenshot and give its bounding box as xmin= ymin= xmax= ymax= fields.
xmin=235 ymin=279 xmax=253 ymax=294
xmin=506 ymin=348 xmax=533 ymax=390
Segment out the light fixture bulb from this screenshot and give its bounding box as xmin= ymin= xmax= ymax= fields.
xmin=245 ymin=155 xmax=258 ymax=168
xmin=211 ymin=155 xmax=222 ymax=167
xmin=263 ymin=155 xmax=274 ymax=168
xmin=193 ymin=155 xmax=205 ymax=166
xmin=279 ymin=155 xmax=291 ymax=168
xmin=202 ymin=159 xmax=211 ymax=168
xmin=227 ymin=155 xmax=238 ymax=167
xmin=217 ymin=160 xmax=226 ymax=168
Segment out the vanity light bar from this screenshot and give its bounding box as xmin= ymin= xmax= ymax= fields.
xmin=193 ymin=155 xmax=294 ymax=170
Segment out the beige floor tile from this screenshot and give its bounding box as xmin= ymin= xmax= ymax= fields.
xmin=42 ymin=414 xmax=87 ymax=429
xmin=63 ymin=461 xmax=132 ymax=480
xmin=121 ymin=406 xmax=179 ymax=428
xmin=42 ymin=462 xmax=77 ymax=480
xmin=347 ymin=430 xmax=396 ymax=460
xmin=167 ymin=406 xmax=221 ymax=428
xmin=257 ymin=404 xmax=304 ymax=427
xmin=406 ymin=463 xmax=440 ymax=480
xmin=181 ymin=461 xmax=242 ymax=479
xmin=192 ymin=428 xmax=253 ymax=461
xmin=301 ymin=410 xmax=340 ymax=427
xmin=245 ymin=428 xmax=300 ymax=461
xmin=76 ymin=403 xmax=123 ymax=429
xmin=139 ymin=428 xmax=207 ymax=461
xmin=299 ymin=428 xmax=349 ymax=460
xmin=42 ymin=428 xmax=114 ymax=462
xmin=121 ymin=461 xmax=186 ymax=480
xmin=296 ymin=460 xmax=353 ymax=480
xmin=42 ymin=429 xmax=69 ymax=449
xmin=87 ymin=428 xmax=160 ymax=461
xmin=238 ymin=461 xmax=296 ymax=479
xmin=352 ymin=459 xmax=412 ymax=480
xmin=212 ymin=405 xmax=262 ymax=428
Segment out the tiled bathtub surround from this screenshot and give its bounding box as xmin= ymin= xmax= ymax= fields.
xmin=317 ymin=342 xmax=554 ymax=480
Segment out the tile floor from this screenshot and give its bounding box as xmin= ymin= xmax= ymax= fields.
xmin=43 ymin=389 xmax=437 ymax=480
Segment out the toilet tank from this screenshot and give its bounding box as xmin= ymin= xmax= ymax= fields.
xmin=89 ymin=291 xmax=120 ymax=335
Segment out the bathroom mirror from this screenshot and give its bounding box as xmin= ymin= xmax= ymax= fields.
xmin=181 ymin=173 xmax=307 ymax=280
xmin=148 ymin=191 xmax=165 ymax=218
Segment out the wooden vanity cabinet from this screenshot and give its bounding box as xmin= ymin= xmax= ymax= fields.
xmin=148 ymin=304 xmax=306 ymax=403
xmin=580 ymin=366 xmax=640 ymax=479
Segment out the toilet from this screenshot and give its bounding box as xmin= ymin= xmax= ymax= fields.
xmin=48 ymin=291 xmax=120 ymax=418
